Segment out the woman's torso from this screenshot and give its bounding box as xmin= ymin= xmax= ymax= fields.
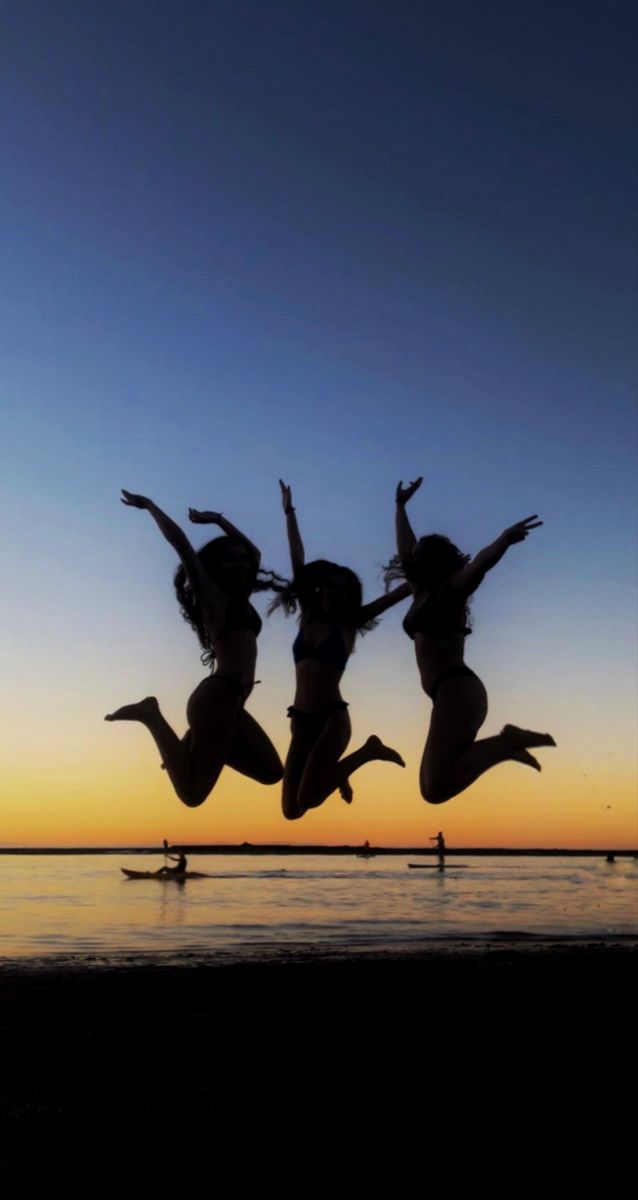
xmin=403 ymin=587 xmax=470 ymax=694
xmin=203 ymin=593 xmax=262 ymax=694
xmin=292 ymin=619 xmax=355 ymax=711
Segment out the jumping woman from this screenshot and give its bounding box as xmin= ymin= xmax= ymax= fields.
xmin=274 ymin=481 xmax=409 ymax=820
xmin=105 ymin=491 xmax=283 ymax=807
xmin=389 ymin=477 xmax=555 ymax=805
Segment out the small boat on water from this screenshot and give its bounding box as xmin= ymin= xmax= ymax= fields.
xmin=121 ymin=868 xmax=209 ymax=881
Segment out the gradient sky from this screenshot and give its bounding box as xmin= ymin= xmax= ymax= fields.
xmin=2 ymin=0 xmax=637 ymax=847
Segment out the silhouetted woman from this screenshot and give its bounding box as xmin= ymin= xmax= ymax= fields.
xmin=105 ymin=491 xmax=283 ymax=807
xmin=388 ymin=477 xmax=555 ymax=805
xmin=274 ymin=481 xmax=409 ymax=820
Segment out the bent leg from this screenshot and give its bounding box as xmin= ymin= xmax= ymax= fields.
xmin=297 ymin=715 xmax=406 ymax=815
xmin=335 ymin=735 xmax=405 ymax=802
xmin=296 ymin=710 xmax=352 ymax=814
xmin=283 ymin=711 xmax=406 ymax=818
xmin=281 ymin=723 xmax=318 ymax=821
xmin=226 ymin=709 xmax=283 ymax=785
xmin=420 ymin=677 xmax=544 ymax=804
xmin=181 ymin=678 xmax=245 ymax=807
xmin=106 ymin=696 xmax=192 ymax=797
xmin=105 ymin=680 xmax=245 ymax=808
xmin=420 ymin=676 xmax=488 ymax=804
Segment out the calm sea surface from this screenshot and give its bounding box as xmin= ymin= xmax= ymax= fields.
xmin=1 ymin=854 xmax=636 ymax=962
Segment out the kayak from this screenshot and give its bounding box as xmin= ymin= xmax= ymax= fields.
xmin=121 ymin=868 xmax=209 ymax=880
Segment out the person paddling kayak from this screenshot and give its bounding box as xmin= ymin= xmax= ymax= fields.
xmin=158 ymin=850 xmax=188 ymax=876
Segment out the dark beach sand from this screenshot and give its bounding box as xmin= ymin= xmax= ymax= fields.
xmin=1 ymin=942 xmax=635 ymax=1186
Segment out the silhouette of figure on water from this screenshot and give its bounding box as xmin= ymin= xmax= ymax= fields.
xmin=430 ymin=830 xmax=446 ymax=868
xmin=387 ymin=477 xmax=555 ymax=804
xmin=272 ymin=481 xmax=409 ymax=819
xmin=105 ymin=492 xmax=284 ymax=808
xmin=158 ymin=850 xmax=188 ymax=876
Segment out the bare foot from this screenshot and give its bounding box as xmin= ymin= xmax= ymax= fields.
xmin=365 ymin=735 xmax=405 ymax=768
xmin=502 ymin=724 xmax=556 ymax=748
xmin=338 ymin=778 xmax=354 ymax=804
xmin=508 ymin=745 xmax=541 ymax=772
xmin=105 ymin=697 xmax=159 ymax=723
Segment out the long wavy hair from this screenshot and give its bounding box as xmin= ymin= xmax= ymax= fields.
xmin=174 ymin=536 xmax=288 ymax=666
xmin=268 ymin=559 xmax=378 ymax=634
xmin=384 ymin=534 xmax=472 ymax=628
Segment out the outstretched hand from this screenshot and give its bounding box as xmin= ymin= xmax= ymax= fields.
xmin=279 ymin=479 xmax=293 ymax=513
xmin=188 ymin=509 xmax=221 ymax=525
xmin=502 ymin=515 xmax=543 ymax=545
xmin=396 ymin=477 xmax=423 ymax=505
xmin=121 ymin=489 xmax=152 ymax=509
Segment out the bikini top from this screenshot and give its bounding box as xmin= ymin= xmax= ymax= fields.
xmin=403 ymin=586 xmax=471 ymax=640
xmin=217 ymin=596 xmax=262 ymax=639
xmin=292 ymin=623 xmax=350 ymax=671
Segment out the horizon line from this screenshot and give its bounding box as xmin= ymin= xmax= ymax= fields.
xmin=0 ymin=843 xmax=636 ymax=856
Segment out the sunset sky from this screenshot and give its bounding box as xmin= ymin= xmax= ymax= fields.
xmin=2 ymin=0 xmax=636 ymax=848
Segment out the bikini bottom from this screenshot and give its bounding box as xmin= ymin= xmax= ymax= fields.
xmin=427 ymin=665 xmax=479 ymax=703
xmin=287 ymin=701 xmax=349 ymax=735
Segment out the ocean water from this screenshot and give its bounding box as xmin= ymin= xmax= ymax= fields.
xmin=1 ymin=853 xmax=636 ymax=962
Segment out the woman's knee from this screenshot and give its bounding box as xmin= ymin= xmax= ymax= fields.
xmin=419 ymin=772 xmax=452 ymax=805
xmin=178 ymin=787 xmax=209 ymax=809
xmin=255 ymin=759 xmax=284 ymax=786
xmin=281 ymin=776 xmax=302 ymax=819
xmin=283 ymin=775 xmax=326 ymax=816
xmin=281 ymin=796 xmax=302 ymax=820
xmin=178 ymin=759 xmax=225 ymax=807
xmin=421 ymin=786 xmax=450 ymax=805
xmin=297 ymin=773 xmax=332 ymax=813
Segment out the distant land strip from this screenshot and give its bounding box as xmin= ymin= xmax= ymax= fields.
xmin=0 ymin=845 xmax=636 ymax=857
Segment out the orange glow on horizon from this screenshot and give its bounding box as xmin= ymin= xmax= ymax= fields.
xmin=4 ymin=756 xmax=636 ymax=850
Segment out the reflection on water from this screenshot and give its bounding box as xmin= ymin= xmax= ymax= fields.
xmin=1 ymin=854 xmax=636 ymax=958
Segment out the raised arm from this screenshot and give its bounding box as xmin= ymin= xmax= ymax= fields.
xmin=121 ymin=490 xmax=225 ymax=607
xmin=447 ymin=516 xmax=543 ymax=595
xmin=279 ymin=480 xmax=305 ymax=576
xmin=395 ymin=478 xmax=422 ymax=561
xmin=359 ymin=581 xmax=412 ymax=623
xmin=188 ymin=508 xmax=261 ymax=565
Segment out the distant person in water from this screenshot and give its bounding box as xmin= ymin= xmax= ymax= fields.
xmin=272 ymin=481 xmax=410 ymax=820
xmin=387 ymin=477 xmax=555 ymax=805
xmin=430 ymin=831 xmax=446 ymax=867
xmin=105 ymin=491 xmax=284 ymax=808
xmin=158 ymin=850 xmax=188 ymax=876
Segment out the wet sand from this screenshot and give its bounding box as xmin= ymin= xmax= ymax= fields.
xmin=1 ymin=942 xmax=634 ymax=1186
